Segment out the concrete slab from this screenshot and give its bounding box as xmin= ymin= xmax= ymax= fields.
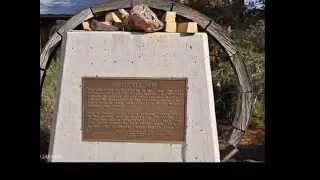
xmin=49 ymin=31 xmax=220 ymax=162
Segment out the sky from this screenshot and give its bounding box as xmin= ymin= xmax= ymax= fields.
xmin=40 ymin=0 xmax=265 ymax=15
xmin=244 ymin=0 xmax=265 ymax=10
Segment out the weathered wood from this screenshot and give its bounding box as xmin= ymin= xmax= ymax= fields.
xmin=91 ymin=0 xmax=132 ymax=14
xmin=228 ymin=92 xmax=252 ymax=146
xmin=57 ymin=8 xmax=94 ymax=36
xmin=40 ymin=31 xmax=62 ymax=90
xmin=226 ymin=53 xmax=253 ymax=147
xmin=40 ymin=70 xmax=44 ymax=86
xmin=206 ymin=22 xmax=238 ymax=56
xmin=205 ymin=19 xmax=252 ymax=148
xmin=91 ymin=0 xmax=173 ymax=14
xmin=172 ymin=3 xmax=211 ymax=29
xmin=40 ymin=32 xmax=62 ymax=70
xmin=140 ymin=0 xmax=173 ymax=11
xmin=229 ymin=53 xmax=252 ymax=93
xmin=228 ymin=128 xmax=245 ymax=147
xmin=232 ymin=92 xmax=253 ymax=131
xmin=228 ymin=91 xmax=253 ymax=147
xmin=40 ymin=22 xmax=56 ymax=51
xmin=40 ymin=20 xmax=66 ymax=61
xmin=222 ymin=147 xmax=239 ymax=162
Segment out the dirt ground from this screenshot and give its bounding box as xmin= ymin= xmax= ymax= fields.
xmin=240 ymin=127 xmax=264 ymax=145
xmin=235 ymin=127 xmax=264 ymax=162
xmin=217 ymin=120 xmax=265 ymax=162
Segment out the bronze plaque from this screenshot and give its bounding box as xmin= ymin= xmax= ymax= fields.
xmin=82 ymin=77 xmax=187 ymax=143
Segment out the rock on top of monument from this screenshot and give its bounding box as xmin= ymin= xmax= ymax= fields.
xmin=130 ymin=4 xmax=164 ymax=32
xmin=90 ymin=19 xmax=119 ymax=31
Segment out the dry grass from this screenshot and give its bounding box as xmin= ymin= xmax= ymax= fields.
xmin=40 ymin=58 xmax=60 ymax=131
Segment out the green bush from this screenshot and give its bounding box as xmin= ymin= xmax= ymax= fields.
xmin=210 ymin=19 xmax=265 ymax=128
xmin=250 ymin=100 xmax=264 ymax=128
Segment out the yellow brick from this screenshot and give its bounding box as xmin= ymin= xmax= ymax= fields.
xmin=165 ymin=22 xmax=176 ymax=32
xmin=177 ymin=22 xmax=198 ymax=33
xmin=82 ymin=21 xmax=91 ymax=31
xmin=162 ymin=11 xmax=176 ymax=22
xmin=105 ymin=12 xmax=122 ymax=23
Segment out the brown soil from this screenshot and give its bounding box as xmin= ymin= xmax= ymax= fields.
xmin=239 ymin=126 xmax=265 ymax=145
xmin=217 ymin=121 xmax=265 ymax=162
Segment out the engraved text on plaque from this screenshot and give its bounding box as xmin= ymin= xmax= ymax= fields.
xmin=82 ymin=77 xmax=187 ymax=143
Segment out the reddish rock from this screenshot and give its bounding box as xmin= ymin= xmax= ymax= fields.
xmin=130 ymin=4 xmax=164 ymax=32
xmin=90 ymin=19 xmax=119 ymax=31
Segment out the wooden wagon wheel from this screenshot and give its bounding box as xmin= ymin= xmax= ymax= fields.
xmin=40 ymin=0 xmax=253 ymax=161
